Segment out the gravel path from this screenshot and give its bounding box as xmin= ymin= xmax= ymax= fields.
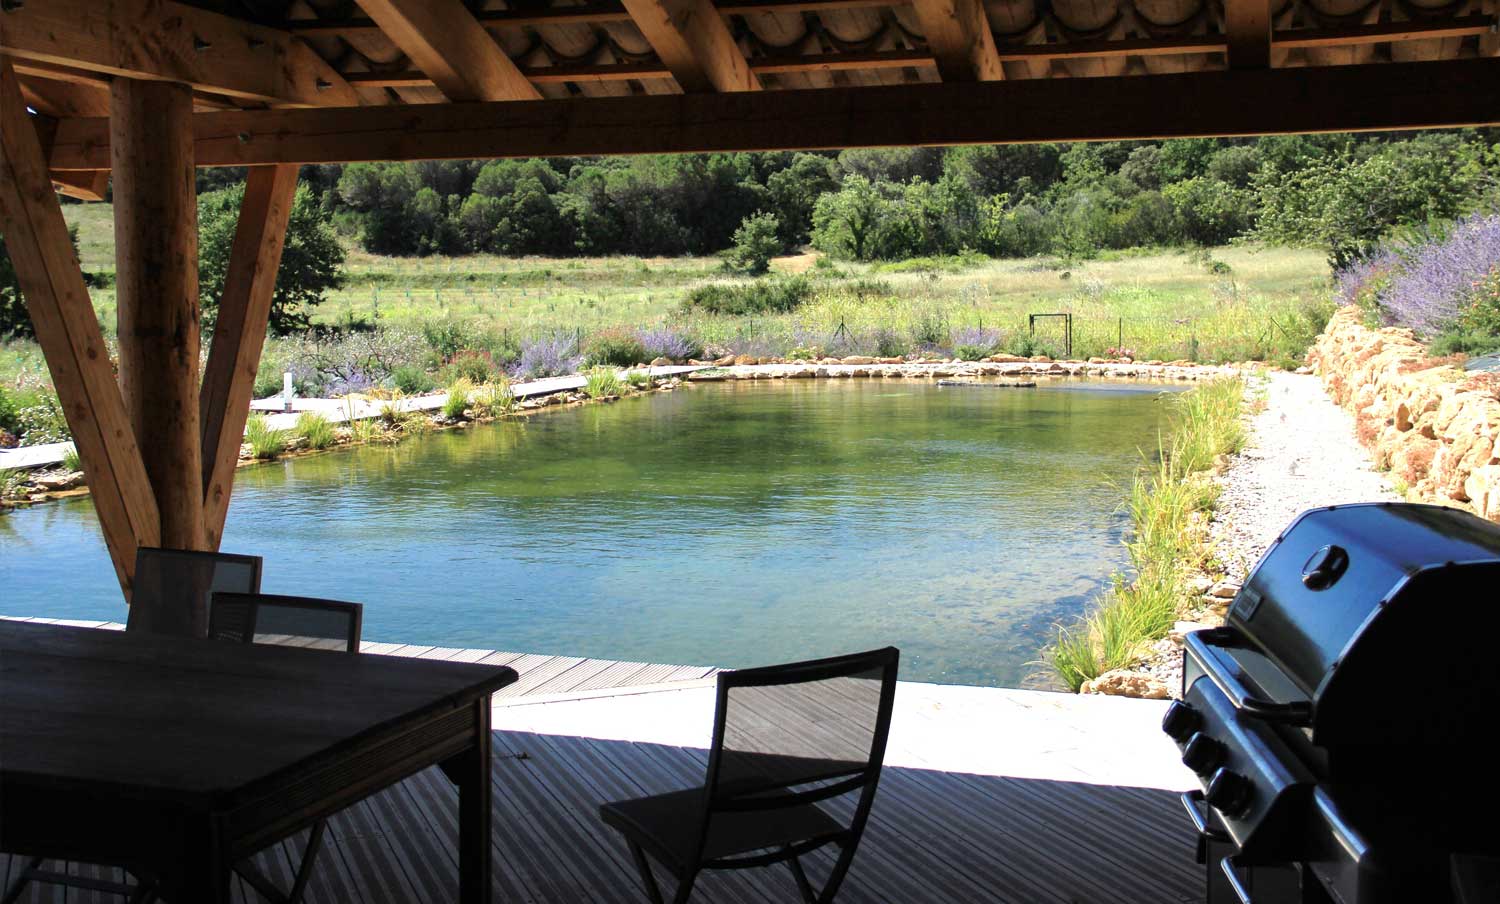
xmin=1211 ymin=371 xmax=1400 ymax=582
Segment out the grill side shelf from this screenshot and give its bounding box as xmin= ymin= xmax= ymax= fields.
xmin=1187 ymin=629 xmax=1313 ymax=724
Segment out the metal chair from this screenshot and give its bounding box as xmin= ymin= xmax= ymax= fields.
xmin=600 ymin=647 xmax=900 ymax=904
xmin=127 ymin=546 xmax=263 ymax=638
xmin=3 ymin=548 xmax=264 ymax=904
xmin=209 ymin=592 xmax=363 ymax=653
xmin=207 ymin=591 xmax=363 ymax=904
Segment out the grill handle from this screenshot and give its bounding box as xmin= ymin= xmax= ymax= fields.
xmin=1220 ymin=858 xmax=1254 ymax=904
xmin=1187 ymin=629 xmax=1313 ymax=724
xmin=1180 ymin=790 xmax=1230 ymax=863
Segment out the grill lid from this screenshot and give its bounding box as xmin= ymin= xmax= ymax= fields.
xmin=1226 ymin=503 xmax=1500 ymax=745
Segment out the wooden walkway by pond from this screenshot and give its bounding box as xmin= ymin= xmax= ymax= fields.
xmin=0 ymin=617 xmax=1203 ymax=903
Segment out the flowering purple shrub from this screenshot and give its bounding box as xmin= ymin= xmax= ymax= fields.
xmin=634 ymin=327 xmax=703 ymax=362
xmin=516 ymin=334 xmax=582 ymax=379
xmin=1337 ymin=214 xmax=1500 ymax=337
xmin=950 ymin=326 xmax=1003 ymax=360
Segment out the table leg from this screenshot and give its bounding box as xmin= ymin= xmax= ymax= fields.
xmin=447 ymin=698 xmax=493 ymax=904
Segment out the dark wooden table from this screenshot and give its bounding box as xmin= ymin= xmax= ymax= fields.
xmin=0 ymin=620 xmax=517 ymax=903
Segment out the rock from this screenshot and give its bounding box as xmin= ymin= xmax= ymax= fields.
xmin=35 ymin=472 xmax=82 ymax=491
xmin=28 ymin=493 xmax=48 ymax=503
xmin=713 ymin=355 xmax=736 ymax=367
xmin=1080 ymin=670 xmax=1170 ymax=700
xmin=1169 ymin=621 xmax=1210 ymax=644
xmin=840 ymin=355 xmax=876 ymax=365
xmin=1207 ymin=580 xmax=1240 ymax=599
xmin=1294 ymin=365 xmax=1313 ymax=375
xmin=877 ymin=357 xmax=904 ymax=365
xmin=650 ymin=356 xmax=672 ymax=366
xmin=1188 ymin=575 xmax=1214 ymax=594
xmin=1088 ymin=357 xmax=1107 ymax=364
xmin=987 ymin=354 xmax=1026 ymax=363
xmin=1029 ymin=355 xmax=1052 ymax=363
xmin=732 ymin=355 xmax=756 ymax=366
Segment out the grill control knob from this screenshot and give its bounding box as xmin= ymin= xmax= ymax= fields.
xmin=1207 ymin=768 xmax=1253 ymax=817
xmin=1161 ymin=701 xmax=1199 ymax=743
xmin=1181 ymin=733 xmax=1225 ymax=774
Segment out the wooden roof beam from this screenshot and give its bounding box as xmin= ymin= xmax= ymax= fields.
xmin=1226 ymin=0 xmax=1272 ymax=68
xmin=352 ymin=0 xmax=541 ymax=101
xmin=0 ymin=0 xmax=362 ymax=107
xmin=46 ymin=58 xmax=1500 ymax=169
xmin=620 ymin=0 xmax=762 ymax=92
xmin=911 ymin=0 xmax=1005 ymax=81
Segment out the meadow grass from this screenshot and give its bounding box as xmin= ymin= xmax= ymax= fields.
xmin=245 ymin=415 xmax=289 ymax=460
xmin=295 ymin=412 xmax=337 ymax=450
xmin=1044 ymin=377 xmax=1247 ymax=691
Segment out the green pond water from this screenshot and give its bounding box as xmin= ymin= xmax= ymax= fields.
xmin=0 ymin=379 xmax=1180 ymax=687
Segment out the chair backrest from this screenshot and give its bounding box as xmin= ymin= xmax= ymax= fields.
xmin=128 ymin=547 xmax=263 ymax=638
xmin=699 ymin=647 xmax=899 ymax=854
xmin=209 ymin=592 xmax=363 ymax=653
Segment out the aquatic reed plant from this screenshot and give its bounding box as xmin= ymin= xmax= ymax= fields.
xmin=295 ymin=412 xmax=336 ymax=450
xmin=442 ymin=379 xmax=472 ymax=420
xmin=245 ymin=415 xmax=289 ymax=460
xmin=1044 ymin=377 xmax=1246 ymax=691
xmin=583 ymin=366 xmax=623 ymax=399
xmin=469 ymin=379 xmax=516 ymax=418
xmin=61 ymin=446 xmax=82 ymax=473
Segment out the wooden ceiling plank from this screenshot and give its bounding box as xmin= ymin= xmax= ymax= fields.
xmin=200 ymin=165 xmax=300 ymax=552
xmin=46 ymin=58 xmax=1500 ymax=168
xmin=0 ymin=0 xmax=361 ymax=107
xmin=911 ymin=0 xmax=1005 ymax=81
xmin=620 ymin=0 xmax=762 ymax=92
xmin=1225 ymin=0 xmax=1273 ymax=68
xmin=352 ymin=0 xmax=541 ymax=101
xmin=0 ymin=59 xmax=160 ymax=596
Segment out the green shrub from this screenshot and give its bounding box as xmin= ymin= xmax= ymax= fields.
xmin=626 ymin=371 xmax=652 ymax=389
xmin=11 ymin=394 xmax=70 ymax=446
xmin=0 ymin=387 xmax=17 ymax=436
xmin=583 ymin=329 xmax=648 ymax=367
xmin=441 ymin=350 xmax=499 ymax=385
xmin=392 ymin=364 xmax=436 ymax=394
xmin=583 ymin=366 xmax=623 ymax=399
xmin=295 ymin=412 xmax=336 ymax=450
xmin=421 ymin=318 xmax=478 ymax=360
xmin=684 ymin=276 xmax=812 ymax=316
xmin=723 ymin=212 xmax=781 ymax=276
xmin=872 ymin=328 xmax=910 ymax=359
xmin=245 ymin=415 xmax=289 ymax=460
xmin=0 ymin=468 xmax=25 ymax=500
xmin=953 ymin=344 xmax=992 ymax=361
xmin=443 ymin=379 xmax=473 ymax=420
xmin=909 ymin=308 xmax=949 ymax=348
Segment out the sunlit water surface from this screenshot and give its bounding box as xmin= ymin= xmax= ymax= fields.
xmin=0 ymin=379 xmax=1180 ymax=687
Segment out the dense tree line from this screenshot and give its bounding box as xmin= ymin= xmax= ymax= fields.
xmin=223 ymin=132 xmax=1498 ymax=267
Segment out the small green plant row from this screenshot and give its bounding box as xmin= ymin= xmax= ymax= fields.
xmin=1043 ymin=376 xmax=1248 ymax=692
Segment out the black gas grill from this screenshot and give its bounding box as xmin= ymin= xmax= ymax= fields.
xmin=1164 ymin=503 xmax=1500 ymax=903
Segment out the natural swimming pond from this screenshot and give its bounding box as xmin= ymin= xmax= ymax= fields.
xmin=0 ymin=379 xmax=1181 ymax=687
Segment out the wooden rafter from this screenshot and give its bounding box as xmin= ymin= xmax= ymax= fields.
xmin=0 ymin=0 xmax=362 ymax=107
xmin=352 ymin=0 xmax=541 ymax=102
xmin=1225 ymin=0 xmax=1272 ymax=68
xmin=45 ymin=58 xmax=1500 ymax=170
xmin=0 ymin=60 xmax=160 ymax=595
xmin=200 ymin=165 xmax=300 ymax=552
xmin=620 ymin=0 xmax=762 ymax=92
xmin=911 ymin=0 xmax=1005 ymax=81
xmin=17 ymin=76 xmax=110 ymax=200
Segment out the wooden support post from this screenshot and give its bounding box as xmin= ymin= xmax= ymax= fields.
xmin=200 ymin=164 xmax=299 ymax=551
xmin=0 ymin=59 xmax=160 ymax=595
xmin=1225 ymin=0 xmax=1273 ymax=68
xmin=111 ymin=79 xmax=205 ymax=560
xmin=911 ymin=0 xmax=1005 ymax=81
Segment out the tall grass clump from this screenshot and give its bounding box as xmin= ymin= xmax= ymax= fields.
xmin=245 ymin=415 xmax=289 ymax=460
xmin=469 ymin=379 xmax=515 ymax=418
xmin=583 ymin=366 xmax=624 ymax=399
xmin=1044 ymin=377 xmax=1246 ymax=691
xmin=61 ymin=446 xmax=82 ymax=473
xmin=295 ymin=412 xmax=336 ymax=450
xmin=442 ymin=379 xmax=473 ymax=420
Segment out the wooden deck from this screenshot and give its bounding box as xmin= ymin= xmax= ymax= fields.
xmin=0 ymin=618 xmax=1202 ymax=903
xmin=1 ymin=729 xmax=1202 ymax=904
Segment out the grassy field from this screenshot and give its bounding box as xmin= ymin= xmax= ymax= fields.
xmin=3 ymin=205 xmax=1332 ymax=395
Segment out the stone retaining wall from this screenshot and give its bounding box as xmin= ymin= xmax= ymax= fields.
xmin=1309 ymin=307 xmax=1500 ymax=520
xmin=688 ymin=358 xmax=1237 ymax=382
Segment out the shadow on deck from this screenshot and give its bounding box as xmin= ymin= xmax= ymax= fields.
xmin=2 ymin=730 xmax=1203 ymax=904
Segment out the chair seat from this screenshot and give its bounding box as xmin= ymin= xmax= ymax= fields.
xmin=601 ymin=788 xmax=844 ymax=878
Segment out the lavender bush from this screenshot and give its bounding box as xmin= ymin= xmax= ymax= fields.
xmin=516 ymin=334 xmax=582 ymax=379
xmin=1337 ymin=213 xmax=1500 ymax=338
xmin=634 ymin=326 xmax=703 ymax=362
xmin=951 ymin=326 xmax=1004 ymax=360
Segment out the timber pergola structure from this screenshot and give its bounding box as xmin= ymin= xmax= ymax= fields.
xmin=2 ymin=0 xmax=1499 ymax=619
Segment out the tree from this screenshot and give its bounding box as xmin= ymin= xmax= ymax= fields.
xmin=767 ymin=154 xmax=838 ymax=246
xmin=1 ymin=225 xmax=92 ymax=339
xmin=725 ymin=212 xmax=781 ymax=275
xmin=811 ymin=176 xmax=885 ymax=260
xmin=198 ymin=183 xmax=347 ymax=335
